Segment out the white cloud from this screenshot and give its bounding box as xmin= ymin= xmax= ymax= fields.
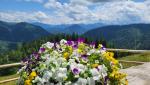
xmin=42 ymin=0 xmax=150 ymax=24
xmin=0 ymin=0 xmax=150 ymax=25
xmin=0 ymin=11 xmax=75 ymax=24
xmin=43 ymin=0 xmax=96 ymax=24
xmin=92 ymin=1 xmax=150 ymax=24
xmin=0 ymin=11 xmax=48 ymax=23
xmin=44 ymin=0 xmax=63 ymax=9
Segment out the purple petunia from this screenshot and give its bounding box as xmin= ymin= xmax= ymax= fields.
xmin=90 ymin=42 xmax=95 ymax=46
xmin=67 ymin=40 xmax=73 ymax=46
xmin=22 ymin=57 xmax=28 ymax=62
xmin=81 ymin=54 xmax=88 ymax=61
xmin=104 ymin=76 xmax=109 ymax=85
xmin=101 ymin=47 xmax=106 ymax=51
xmin=77 ymin=38 xmax=85 ymax=43
xmin=90 ymin=42 xmax=95 ymax=48
xmin=72 ymin=68 xmax=80 ymax=75
xmin=73 ymin=44 xmax=78 ymax=49
xmin=39 ymin=47 xmax=45 ymax=53
xmin=22 ymin=55 xmax=32 ymax=63
xmin=32 ymin=52 xmax=39 ymax=59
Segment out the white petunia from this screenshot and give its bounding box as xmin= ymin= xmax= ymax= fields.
xmin=50 ymin=50 xmax=60 ymax=58
xmin=90 ymin=65 xmax=108 ymax=81
xmin=44 ymin=42 xmax=54 ymax=49
xmin=33 ymin=76 xmax=45 ymax=84
xmin=58 ymin=68 xmax=67 ymax=73
xmin=17 ymin=66 xmax=27 ymax=74
xmin=65 ymin=81 xmax=71 ymax=85
xmin=68 ymin=59 xmax=76 ymax=65
xmin=57 ymin=57 xmax=66 ymax=66
xmin=87 ymin=77 xmax=95 ymax=85
xmin=90 ymin=68 xmax=100 ymax=80
xmin=77 ymin=64 xmax=87 ymax=73
xmin=97 ymin=65 xmax=108 ymax=77
xmin=87 ymin=49 xmax=96 ymax=55
xmin=95 ymin=50 xmax=101 ymax=54
xmin=60 ymin=39 xmax=67 ymax=46
xmin=56 ymin=68 xmax=67 ymax=81
xmin=41 ymin=54 xmax=50 ymax=59
xmin=38 ymin=63 xmax=47 ymax=72
xmin=42 ymin=71 xmax=52 ymax=82
xmin=76 ymin=78 xmax=87 ymax=85
xmin=71 ymin=50 xmax=80 ymax=58
xmin=56 ymin=43 xmax=60 ymax=49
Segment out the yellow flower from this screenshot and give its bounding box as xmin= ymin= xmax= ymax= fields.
xmin=25 ymin=79 xmax=32 ymax=85
xmin=77 ymin=49 xmax=82 ymax=53
xmin=112 ymin=66 xmax=119 ymax=71
xmin=103 ymin=52 xmax=119 ymax=65
xmin=109 ymin=70 xmax=117 ymax=78
xmin=103 ymin=52 xmax=110 ymax=58
xmin=125 ymin=79 xmax=128 ymax=85
xmin=78 ymin=43 xmax=85 ymax=49
xmin=68 ymin=46 xmax=73 ymax=53
xmin=63 ymin=52 xmax=70 ymax=59
xmin=91 ymin=64 xmax=99 ymax=68
xmin=109 ymin=52 xmax=114 ymax=57
xmin=98 ymin=44 xmax=103 ymax=49
xmin=29 ymin=71 xmax=37 ymax=80
xmin=110 ymin=70 xmax=127 ymax=80
xmin=112 ymin=59 xmax=119 ymax=65
xmin=63 ymin=77 xmax=67 ymax=81
xmin=103 ymin=52 xmax=114 ymax=58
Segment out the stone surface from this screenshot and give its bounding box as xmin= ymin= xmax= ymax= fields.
xmin=121 ymin=63 xmax=150 ymax=85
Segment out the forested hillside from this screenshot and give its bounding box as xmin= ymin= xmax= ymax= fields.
xmin=84 ymin=24 xmax=150 ymax=50
xmin=0 ymin=21 xmax=51 ymax=53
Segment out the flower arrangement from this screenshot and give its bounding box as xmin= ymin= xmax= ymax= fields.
xmin=18 ymin=39 xmax=128 ymax=85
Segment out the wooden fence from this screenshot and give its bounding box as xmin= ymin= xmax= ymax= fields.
xmin=0 ymin=48 xmax=150 ymax=84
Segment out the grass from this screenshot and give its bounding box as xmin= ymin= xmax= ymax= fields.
xmin=118 ymin=53 xmax=150 ymax=62
xmin=120 ymin=62 xmax=143 ymax=68
xmin=118 ymin=53 xmax=150 ymax=68
xmin=0 ymin=74 xmax=18 ymax=85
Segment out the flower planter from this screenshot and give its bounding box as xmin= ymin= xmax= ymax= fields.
xmin=18 ymin=39 xmax=128 ymax=85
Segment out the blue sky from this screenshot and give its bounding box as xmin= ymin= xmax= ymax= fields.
xmin=0 ymin=0 xmax=149 ymax=25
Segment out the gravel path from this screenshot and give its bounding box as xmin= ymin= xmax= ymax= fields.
xmin=121 ymin=63 xmax=150 ymax=85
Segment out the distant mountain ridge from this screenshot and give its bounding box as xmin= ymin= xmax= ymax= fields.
xmin=84 ymin=24 xmax=150 ymax=50
xmin=33 ymin=22 xmax=105 ymax=34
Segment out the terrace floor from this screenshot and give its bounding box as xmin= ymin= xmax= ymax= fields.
xmin=121 ymin=63 xmax=150 ymax=85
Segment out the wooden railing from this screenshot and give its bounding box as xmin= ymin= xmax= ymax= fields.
xmin=0 ymin=63 xmax=22 ymax=69
xmin=107 ymin=48 xmax=150 ymax=53
xmin=0 ymin=48 xmax=149 ymax=84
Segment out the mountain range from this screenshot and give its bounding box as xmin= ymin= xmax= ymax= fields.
xmin=0 ymin=20 xmax=150 ymax=52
